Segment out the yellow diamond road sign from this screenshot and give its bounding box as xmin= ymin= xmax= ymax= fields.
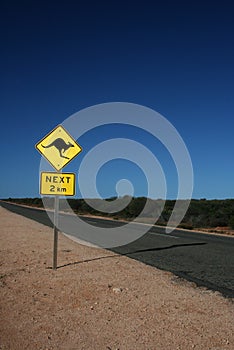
xmin=40 ymin=172 xmax=75 ymax=196
xmin=36 ymin=125 xmax=82 ymax=171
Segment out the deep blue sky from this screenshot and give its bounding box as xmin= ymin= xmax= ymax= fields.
xmin=1 ymin=0 xmax=233 ymax=199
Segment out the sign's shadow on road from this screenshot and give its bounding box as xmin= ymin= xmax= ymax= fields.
xmin=55 ymin=241 xmax=207 ymax=269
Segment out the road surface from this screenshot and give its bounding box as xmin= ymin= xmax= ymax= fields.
xmin=1 ymin=201 xmax=233 ymax=298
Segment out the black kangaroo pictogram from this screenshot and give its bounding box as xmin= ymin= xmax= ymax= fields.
xmin=42 ymin=138 xmax=74 ymax=159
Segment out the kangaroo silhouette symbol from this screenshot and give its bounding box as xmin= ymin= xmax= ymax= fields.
xmin=42 ymin=138 xmax=74 ymax=159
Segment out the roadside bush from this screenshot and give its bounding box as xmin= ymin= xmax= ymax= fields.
xmin=229 ymin=216 xmax=234 ymax=230
xmin=178 ymin=223 xmax=194 ymax=230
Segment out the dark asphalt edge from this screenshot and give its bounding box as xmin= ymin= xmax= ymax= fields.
xmin=121 ymin=254 xmax=234 ymax=299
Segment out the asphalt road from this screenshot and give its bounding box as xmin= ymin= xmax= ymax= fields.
xmin=1 ymin=201 xmax=234 ymax=298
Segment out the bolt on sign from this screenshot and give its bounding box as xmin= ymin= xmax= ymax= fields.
xmin=35 ymin=125 xmax=82 ymax=171
xmin=40 ymin=172 xmax=75 ymax=196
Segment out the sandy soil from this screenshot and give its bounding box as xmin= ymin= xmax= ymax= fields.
xmin=0 ymin=207 xmax=233 ymax=350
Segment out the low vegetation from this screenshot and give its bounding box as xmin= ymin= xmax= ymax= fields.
xmin=3 ymin=197 xmax=234 ymax=230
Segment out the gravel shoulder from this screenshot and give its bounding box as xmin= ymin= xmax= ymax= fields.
xmin=0 ymin=207 xmax=233 ymax=350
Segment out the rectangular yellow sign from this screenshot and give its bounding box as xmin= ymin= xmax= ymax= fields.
xmin=40 ymin=172 xmax=76 ymax=196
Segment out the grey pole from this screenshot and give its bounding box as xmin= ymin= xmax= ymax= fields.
xmin=53 ymin=195 xmax=59 ymax=270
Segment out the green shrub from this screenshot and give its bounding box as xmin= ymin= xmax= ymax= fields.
xmin=178 ymin=223 xmax=194 ymax=230
xmin=229 ymin=216 xmax=234 ymax=229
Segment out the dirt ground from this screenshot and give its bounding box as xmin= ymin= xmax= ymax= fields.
xmin=0 ymin=207 xmax=233 ymax=350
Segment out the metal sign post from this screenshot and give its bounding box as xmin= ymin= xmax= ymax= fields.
xmin=53 ymin=195 xmax=59 ymax=270
xmin=35 ymin=124 xmax=82 ymax=270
